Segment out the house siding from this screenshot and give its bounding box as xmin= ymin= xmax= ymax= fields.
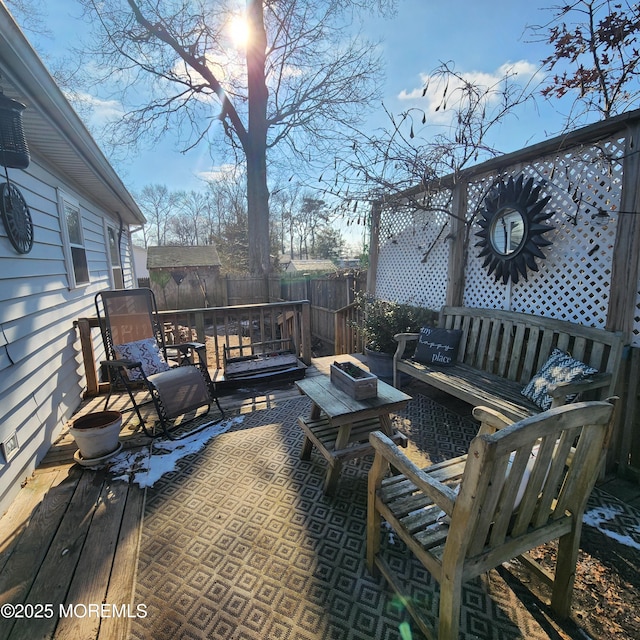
xmin=0 ymin=161 xmax=135 ymax=513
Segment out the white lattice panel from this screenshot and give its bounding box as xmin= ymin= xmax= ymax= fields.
xmin=375 ymin=134 xmax=631 ymax=335
xmin=376 ymin=195 xmax=451 ymax=308
xmin=464 ymin=139 xmax=623 ymax=328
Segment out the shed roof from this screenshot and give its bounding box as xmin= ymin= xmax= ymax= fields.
xmin=147 ymin=245 xmax=221 ymax=269
xmin=0 ymin=5 xmax=144 ymax=226
xmin=285 ymin=259 xmax=337 ymax=273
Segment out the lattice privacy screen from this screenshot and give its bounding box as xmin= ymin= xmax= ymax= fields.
xmin=376 ymin=188 xmax=452 ymax=309
xmin=376 ymin=134 xmax=640 ymax=344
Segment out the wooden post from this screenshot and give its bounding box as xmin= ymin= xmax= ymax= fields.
xmin=607 ymin=122 xmax=640 ymax=340
xmin=446 ymin=178 xmax=468 ymax=307
xmin=366 ymin=201 xmax=381 ymax=296
xmin=300 ymin=301 xmax=312 ymax=365
xmin=76 ymin=318 xmax=99 ymax=397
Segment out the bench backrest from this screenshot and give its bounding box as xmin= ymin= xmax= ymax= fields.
xmin=440 ymin=306 xmax=624 ymax=390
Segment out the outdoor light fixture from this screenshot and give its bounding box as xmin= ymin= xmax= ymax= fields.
xmin=591 ymin=208 xmax=611 ymax=227
xmin=0 ymin=89 xmax=30 ymax=170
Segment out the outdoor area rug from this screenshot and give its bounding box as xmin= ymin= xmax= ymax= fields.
xmin=129 ymin=393 xmax=640 ymax=640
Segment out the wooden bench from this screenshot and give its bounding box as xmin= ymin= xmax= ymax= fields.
xmin=393 ymin=306 xmax=624 ymax=421
xmin=221 ymin=337 xmax=307 ymax=386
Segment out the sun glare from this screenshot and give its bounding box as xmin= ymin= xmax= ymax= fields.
xmin=229 ymin=15 xmax=250 ymax=48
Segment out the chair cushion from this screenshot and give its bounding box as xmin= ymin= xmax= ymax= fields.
xmin=114 ymin=338 xmax=171 ymax=381
xmin=413 ymin=326 xmax=462 ymax=367
xmin=521 ymin=348 xmax=597 ymax=411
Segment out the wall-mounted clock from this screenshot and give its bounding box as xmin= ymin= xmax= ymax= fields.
xmin=1 ymin=181 xmax=33 ymax=254
xmin=475 ymin=175 xmax=554 ymax=284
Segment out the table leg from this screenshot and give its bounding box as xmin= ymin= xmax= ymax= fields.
xmin=378 ymin=413 xmax=395 ymax=437
xmin=324 ymin=459 xmax=342 ymax=495
xmin=300 ymin=435 xmax=313 ymax=460
xmin=300 ymin=402 xmax=321 ymax=460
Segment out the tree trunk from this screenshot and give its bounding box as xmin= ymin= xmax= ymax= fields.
xmin=246 ymin=0 xmax=270 ymax=275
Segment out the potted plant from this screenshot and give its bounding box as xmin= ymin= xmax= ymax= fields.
xmin=351 ymin=292 xmax=437 ymax=382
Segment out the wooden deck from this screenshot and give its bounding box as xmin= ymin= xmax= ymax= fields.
xmin=0 ymin=356 xmax=345 ymax=640
xmin=2 ymin=354 xmax=637 ymax=640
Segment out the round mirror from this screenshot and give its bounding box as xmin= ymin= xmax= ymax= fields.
xmin=489 ymin=207 xmax=525 ymax=256
xmin=475 ymin=175 xmax=555 ymax=284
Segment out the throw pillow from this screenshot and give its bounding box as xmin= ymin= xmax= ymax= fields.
xmin=114 ymin=338 xmax=171 ymax=381
xmin=521 ymin=347 xmax=597 ymax=411
xmin=413 ymin=326 xmax=463 ymax=367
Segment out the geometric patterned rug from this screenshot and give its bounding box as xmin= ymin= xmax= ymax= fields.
xmin=129 ymin=394 xmax=640 ymax=640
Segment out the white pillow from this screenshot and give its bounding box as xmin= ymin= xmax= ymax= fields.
xmin=114 ymin=338 xmax=170 ymax=381
xmin=521 ymin=348 xmax=597 ymax=411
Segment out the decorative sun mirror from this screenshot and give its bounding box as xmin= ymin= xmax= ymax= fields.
xmin=475 ymin=175 xmax=554 ymax=284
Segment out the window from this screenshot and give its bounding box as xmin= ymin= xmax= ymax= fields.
xmin=106 ymin=225 xmax=124 ymax=289
xmin=59 ymin=193 xmax=89 ymax=287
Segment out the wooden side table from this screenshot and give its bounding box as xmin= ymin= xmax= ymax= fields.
xmin=295 ymin=373 xmax=411 ymax=495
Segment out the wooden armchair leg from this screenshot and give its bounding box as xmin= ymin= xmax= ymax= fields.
xmin=550 ymin=528 xmax=581 ymax=618
xmin=438 ymin=576 xmax=462 ymax=640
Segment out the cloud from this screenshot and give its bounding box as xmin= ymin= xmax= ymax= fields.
xmin=398 ymin=60 xmax=540 ymax=123
xmin=197 ymin=163 xmax=244 ymax=182
xmin=64 ymin=90 xmax=125 ymax=128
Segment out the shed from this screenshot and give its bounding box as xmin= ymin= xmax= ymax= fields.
xmin=147 ymin=245 xmax=224 ymax=309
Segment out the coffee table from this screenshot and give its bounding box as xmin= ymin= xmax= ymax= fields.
xmin=295 ymin=372 xmax=411 ymax=495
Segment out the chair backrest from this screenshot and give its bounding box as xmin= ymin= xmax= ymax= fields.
xmin=95 ymin=288 xmax=168 ymax=361
xmin=448 ymin=401 xmax=614 ymax=565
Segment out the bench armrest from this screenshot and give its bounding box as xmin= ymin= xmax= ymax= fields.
xmin=393 ymin=332 xmax=420 ymax=362
xmin=548 ymin=372 xmax=612 ymax=405
xmin=392 ymin=333 xmax=420 ymax=388
xmin=369 ymin=430 xmax=458 ymax=516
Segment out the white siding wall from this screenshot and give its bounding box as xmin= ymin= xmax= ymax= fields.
xmin=0 ymin=160 xmax=135 ymax=514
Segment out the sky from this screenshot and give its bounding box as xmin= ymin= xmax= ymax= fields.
xmin=15 ymin=0 xmax=578 ymax=242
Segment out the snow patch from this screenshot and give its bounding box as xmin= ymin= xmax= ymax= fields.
xmin=105 ymin=416 xmax=242 ymax=488
xmin=583 ymin=502 xmax=640 ymax=551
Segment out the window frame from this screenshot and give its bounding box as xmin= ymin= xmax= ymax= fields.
xmin=58 ymin=191 xmax=90 ymax=289
xmin=105 ymin=222 xmax=124 ymax=289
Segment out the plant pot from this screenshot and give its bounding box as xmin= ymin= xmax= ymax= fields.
xmin=364 ymin=347 xmax=394 ymax=383
xmin=364 ymin=347 xmax=412 ymax=386
xmin=69 ymin=410 xmax=122 ymax=460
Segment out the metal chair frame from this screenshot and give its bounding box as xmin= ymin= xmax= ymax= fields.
xmin=95 ymin=288 xmax=224 ymax=439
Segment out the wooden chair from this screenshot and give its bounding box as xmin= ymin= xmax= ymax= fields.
xmin=95 ymin=288 xmax=224 ymax=439
xmin=367 ymin=399 xmax=616 ymax=640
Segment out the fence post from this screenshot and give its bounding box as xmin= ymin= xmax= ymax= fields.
xmin=300 ymin=301 xmax=312 ymax=364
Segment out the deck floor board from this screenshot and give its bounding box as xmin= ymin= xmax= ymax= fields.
xmin=0 ymin=357 xmax=334 ymax=639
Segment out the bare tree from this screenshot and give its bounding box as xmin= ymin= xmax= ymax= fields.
xmin=331 ymin=60 xmax=537 ymax=215
xmin=135 ymin=184 xmax=178 ymax=247
xmin=73 ymin=0 xmax=394 ymax=274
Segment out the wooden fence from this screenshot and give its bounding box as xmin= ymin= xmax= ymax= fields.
xmin=281 ymin=272 xmax=366 ymax=355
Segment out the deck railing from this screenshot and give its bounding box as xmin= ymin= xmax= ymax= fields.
xmin=76 ymin=300 xmax=311 ymax=396
xmin=333 ymin=301 xmax=364 ymax=355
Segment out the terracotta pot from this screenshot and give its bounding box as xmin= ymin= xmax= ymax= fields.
xmin=69 ymin=410 xmax=122 ymax=460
